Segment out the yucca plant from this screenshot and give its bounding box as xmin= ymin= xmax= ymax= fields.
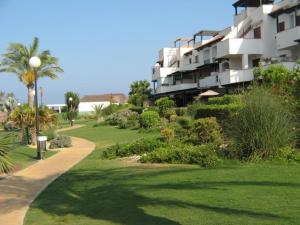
xmin=0 ymin=135 xmax=13 ymax=173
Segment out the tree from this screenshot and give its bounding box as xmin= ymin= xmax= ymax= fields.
xmin=0 ymin=92 xmax=18 ymax=113
xmin=0 ymin=135 xmax=13 ymax=173
xmin=64 ymin=92 xmax=80 ymax=126
xmin=128 ymin=80 xmax=151 ymax=107
xmin=155 ymin=97 xmax=175 ymax=118
xmin=0 ymin=37 xmax=63 ymax=108
xmin=93 ymin=104 xmax=103 ymax=122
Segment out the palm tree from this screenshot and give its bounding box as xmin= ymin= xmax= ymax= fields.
xmin=129 ymin=80 xmax=151 ymax=107
xmin=0 ymin=135 xmax=13 ymax=173
xmin=0 ymin=37 xmax=63 ymax=108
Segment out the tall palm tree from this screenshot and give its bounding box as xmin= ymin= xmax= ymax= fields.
xmin=0 ymin=37 xmax=63 ymax=108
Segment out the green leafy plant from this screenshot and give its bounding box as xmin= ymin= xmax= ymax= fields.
xmin=49 ymin=135 xmax=72 ymax=149
xmin=139 ymin=111 xmax=160 ymax=129
xmin=232 ymin=87 xmax=296 ymax=160
xmin=191 ymin=117 xmax=222 ymax=144
xmin=0 ymin=134 xmax=13 ymax=173
xmin=155 ymin=97 xmax=176 ymax=118
xmin=64 ymin=92 xmax=79 ymax=126
xmin=160 ymin=127 xmax=175 ymax=143
xmin=128 ymin=80 xmax=151 ymax=107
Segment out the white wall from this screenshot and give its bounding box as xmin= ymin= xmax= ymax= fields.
xmin=79 ymin=102 xmax=111 ymax=113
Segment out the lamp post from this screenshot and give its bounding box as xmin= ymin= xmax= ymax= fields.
xmin=29 ymin=56 xmax=42 ymax=159
xmin=68 ymin=97 xmax=73 ymax=126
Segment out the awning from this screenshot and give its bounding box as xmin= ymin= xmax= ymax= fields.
xmin=199 ymin=90 xmax=220 ymax=97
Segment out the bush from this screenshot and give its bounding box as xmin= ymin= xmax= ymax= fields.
xmin=177 ymin=116 xmax=193 ymax=129
xmin=189 ymin=103 xmax=241 ymax=121
xmin=102 ymin=138 xmax=166 ymax=159
xmin=160 ymin=127 xmax=175 ymax=143
xmin=130 ymin=106 xmax=144 ymax=114
xmin=49 ymin=136 xmax=72 ymax=149
xmin=192 ymin=117 xmax=222 ymax=144
xmin=232 ymin=87 xmax=296 ymax=160
xmin=155 ymin=97 xmax=176 ymax=118
xmin=41 ymin=127 xmax=57 ymax=141
xmin=141 ymin=143 xmax=219 ymax=168
xmin=207 ymin=95 xmax=241 ymax=105
xmin=106 ymin=110 xmax=139 ymax=129
xmin=175 ymin=107 xmax=188 ymax=116
xmin=139 ymin=111 xmax=160 ymax=129
xmin=3 ymin=121 xmax=18 ymax=131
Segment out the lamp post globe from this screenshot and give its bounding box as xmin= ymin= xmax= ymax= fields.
xmin=29 ymin=56 xmax=41 ymax=68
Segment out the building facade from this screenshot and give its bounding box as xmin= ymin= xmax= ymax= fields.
xmin=151 ymin=0 xmax=300 ymax=106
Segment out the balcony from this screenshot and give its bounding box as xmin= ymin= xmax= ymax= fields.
xmin=155 ymin=83 xmax=198 ymax=94
xmin=152 ymin=67 xmax=177 ymax=81
xmin=199 ymin=73 xmax=219 ymax=89
xmin=219 ymin=69 xmax=253 ymax=85
xmin=276 ymin=26 xmax=300 ymax=50
xmin=217 ymin=38 xmax=263 ymax=58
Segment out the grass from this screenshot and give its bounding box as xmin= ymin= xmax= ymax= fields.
xmin=24 ymin=123 xmax=300 ymax=225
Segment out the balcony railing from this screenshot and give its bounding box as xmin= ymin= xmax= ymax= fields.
xmin=276 ymin=26 xmax=300 ymax=50
xmin=155 ymin=83 xmax=198 ymax=94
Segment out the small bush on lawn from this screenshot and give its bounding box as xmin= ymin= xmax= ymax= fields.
xmin=232 ymin=87 xmax=296 ymax=161
xmin=160 ymin=127 xmax=175 ymax=143
xmin=175 ymin=107 xmax=188 ymax=116
xmin=140 ymin=143 xmax=219 ymax=168
xmin=106 ymin=110 xmax=139 ymax=129
xmin=207 ymin=95 xmax=241 ymax=105
xmin=41 ymin=127 xmax=57 ymax=141
xmin=102 ymin=138 xmax=166 ymax=159
xmin=139 ymin=111 xmax=160 ymax=129
xmin=130 ymin=106 xmax=144 ymax=114
xmin=189 ymin=103 xmax=241 ymax=121
xmin=3 ymin=121 xmax=18 ymax=131
xmin=191 ymin=117 xmax=222 ymax=144
xmin=49 ymin=135 xmax=72 ymax=149
xmin=155 ymin=97 xmax=176 ymax=118
xmin=177 ymin=116 xmax=193 ymax=129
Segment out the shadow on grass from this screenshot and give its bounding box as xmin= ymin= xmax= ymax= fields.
xmin=27 ymin=166 xmax=297 ymax=225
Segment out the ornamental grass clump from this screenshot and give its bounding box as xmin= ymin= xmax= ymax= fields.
xmin=233 ymin=87 xmax=296 ymax=161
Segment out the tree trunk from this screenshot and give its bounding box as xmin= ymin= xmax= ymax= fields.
xmin=28 ymin=85 xmax=35 ymax=109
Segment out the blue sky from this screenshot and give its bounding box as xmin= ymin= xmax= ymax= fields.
xmin=0 ymin=0 xmax=234 ymax=104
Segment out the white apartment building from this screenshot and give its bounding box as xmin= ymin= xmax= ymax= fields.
xmin=151 ymin=0 xmax=300 ymax=106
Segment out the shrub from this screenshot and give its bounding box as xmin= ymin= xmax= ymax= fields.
xmin=49 ymin=136 xmax=72 ymax=149
xmin=106 ymin=110 xmax=139 ymax=129
xmin=190 ymin=103 xmax=241 ymax=121
xmin=41 ymin=127 xmax=57 ymax=141
xmin=192 ymin=117 xmax=222 ymax=144
xmin=130 ymin=106 xmax=144 ymax=114
xmin=177 ymin=116 xmax=193 ymax=129
xmin=160 ymin=128 xmax=175 ymax=143
xmin=3 ymin=121 xmax=18 ymax=131
xmin=169 ymin=114 xmax=177 ymax=123
xmin=141 ymin=143 xmax=219 ymax=168
xmin=139 ymin=111 xmax=160 ymax=129
xmin=232 ymin=87 xmax=296 ymax=160
xmin=155 ymin=97 xmax=176 ymax=118
xmin=102 ymin=138 xmax=166 ymax=159
xmin=175 ymin=107 xmax=188 ymax=116
xmin=207 ymin=95 xmax=241 ymax=105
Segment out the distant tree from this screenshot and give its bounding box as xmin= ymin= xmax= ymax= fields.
xmin=93 ymin=104 xmax=103 ymax=122
xmin=0 ymin=92 xmax=18 ymax=113
xmin=0 ymin=37 xmax=63 ymax=108
xmin=64 ymin=92 xmax=80 ymax=126
xmin=128 ymin=80 xmax=151 ymax=107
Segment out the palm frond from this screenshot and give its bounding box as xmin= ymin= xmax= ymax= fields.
xmin=0 ymin=135 xmax=13 ymax=174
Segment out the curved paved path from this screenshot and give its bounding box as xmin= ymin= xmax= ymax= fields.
xmin=0 ymin=126 xmax=95 ymax=225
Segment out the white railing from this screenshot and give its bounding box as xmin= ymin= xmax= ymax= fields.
xmin=155 ymin=83 xmax=198 ymax=94
xmin=219 ymin=69 xmax=254 ymax=85
xmin=276 ymin=26 xmax=300 ymax=50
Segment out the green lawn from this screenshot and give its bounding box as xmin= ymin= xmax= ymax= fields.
xmin=24 ymin=124 xmax=300 ymax=225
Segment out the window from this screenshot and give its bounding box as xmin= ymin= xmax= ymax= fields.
xmin=189 ymin=58 xmax=192 ymax=64
xmin=253 ymin=27 xmax=261 ymax=39
xmin=278 ymin=22 xmax=285 ymax=32
xmin=195 ymin=55 xmax=199 ymax=63
xmin=289 ymin=14 xmax=295 ymax=28
xmin=296 ymin=15 xmax=300 ymax=26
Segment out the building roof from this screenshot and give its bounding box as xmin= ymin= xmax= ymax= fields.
xmin=193 ymin=30 xmax=220 ymax=38
xmin=80 ymin=93 xmax=128 ymax=104
xmin=194 ymin=35 xmax=224 ymax=51
xmin=270 ymin=3 xmax=300 ymax=17
xmin=233 ymin=0 xmax=274 ymax=8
